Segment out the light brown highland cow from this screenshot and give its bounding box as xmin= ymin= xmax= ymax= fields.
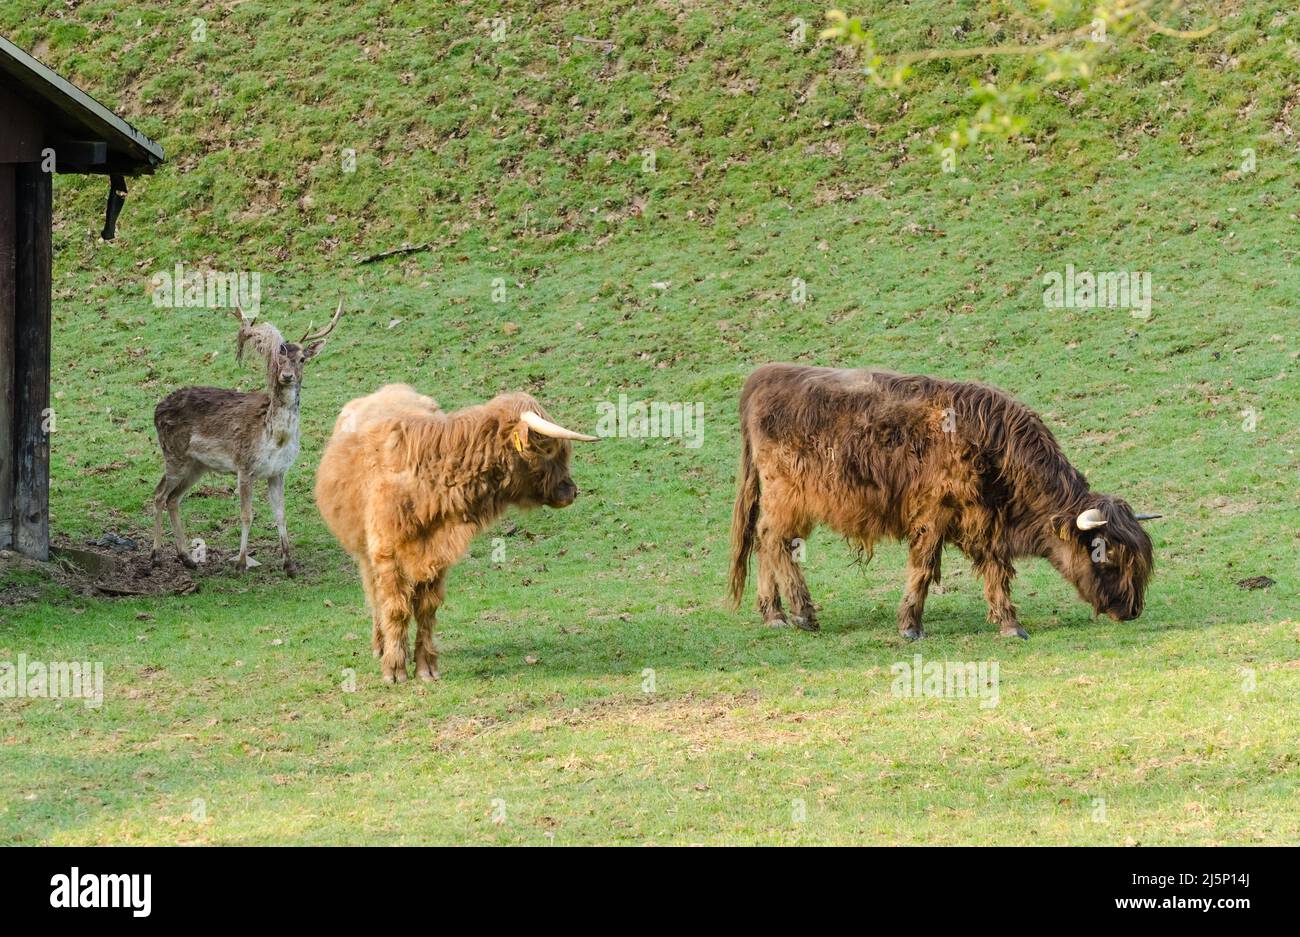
xmin=315 ymin=384 xmax=596 ymax=683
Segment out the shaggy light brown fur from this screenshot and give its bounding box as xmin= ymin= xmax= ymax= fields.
xmin=315 ymin=384 xmax=587 ymax=683
xmin=729 ymin=364 xmax=1155 ymax=639
xmin=331 ymin=382 xmax=439 ymax=436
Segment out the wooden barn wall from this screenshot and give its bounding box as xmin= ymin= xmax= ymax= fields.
xmin=12 ymin=162 xmax=51 ymax=559
xmin=0 ymin=163 xmax=13 ymax=549
xmin=0 ymin=82 xmax=44 ymax=163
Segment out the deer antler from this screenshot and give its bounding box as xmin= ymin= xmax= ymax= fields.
xmin=231 ymin=307 xmax=255 ymax=363
xmin=301 ymin=296 xmax=344 ymax=345
xmin=231 ymin=307 xmax=284 ymax=363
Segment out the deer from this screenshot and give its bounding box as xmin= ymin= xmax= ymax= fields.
xmin=150 ymin=300 xmax=343 ymax=576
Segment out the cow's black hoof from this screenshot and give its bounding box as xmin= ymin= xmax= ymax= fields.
xmin=179 ymin=554 xmax=198 ymax=570
xmin=791 ymin=615 xmax=819 ymax=633
xmin=1000 ymin=625 xmax=1029 ymax=640
xmin=763 ymin=616 xmax=790 ymax=628
xmin=900 ymin=626 xmax=925 ymax=641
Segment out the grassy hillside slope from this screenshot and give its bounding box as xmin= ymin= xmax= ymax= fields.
xmin=0 ymin=1 xmax=1296 ymax=844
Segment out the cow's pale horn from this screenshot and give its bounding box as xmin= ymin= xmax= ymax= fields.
xmin=520 ymin=411 xmax=598 ymax=441
xmin=1076 ymin=508 xmax=1108 ymax=530
xmin=1134 ymin=513 xmax=1162 ymax=521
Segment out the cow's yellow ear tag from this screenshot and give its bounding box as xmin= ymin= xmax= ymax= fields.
xmin=512 ymin=430 xmax=525 ymax=452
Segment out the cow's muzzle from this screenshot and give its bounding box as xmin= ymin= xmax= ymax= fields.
xmin=548 ymin=481 xmax=578 ymax=508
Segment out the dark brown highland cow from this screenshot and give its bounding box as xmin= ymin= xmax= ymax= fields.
xmin=729 ymin=364 xmax=1159 ymax=639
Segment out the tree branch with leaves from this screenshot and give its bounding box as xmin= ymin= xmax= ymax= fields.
xmin=821 ymin=0 xmax=1220 ymax=165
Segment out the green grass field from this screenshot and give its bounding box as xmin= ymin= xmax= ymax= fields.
xmin=0 ymin=0 xmax=1297 ymax=844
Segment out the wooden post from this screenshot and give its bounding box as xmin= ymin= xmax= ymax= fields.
xmin=13 ymin=161 xmax=51 ymax=560
xmin=0 ymin=164 xmax=14 ymax=549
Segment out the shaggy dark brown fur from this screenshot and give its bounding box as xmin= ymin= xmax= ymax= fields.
xmin=315 ymin=385 xmax=593 ymax=683
xmin=729 ymin=364 xmax=1155 ymax=638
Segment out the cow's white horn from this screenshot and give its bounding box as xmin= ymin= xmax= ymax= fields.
xmin=1134 ymin=513 xmax=1162 ymax=521
xmin=520 ymin=411 xmax=598 ymax=441
xmin=1076 ymin=508 xmax=1108 ymax=530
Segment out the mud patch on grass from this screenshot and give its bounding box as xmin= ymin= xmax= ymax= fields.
xmin=0 ymin=533 xmax=200 ymax=602
xmin=0 ymin=526 xmax=313 ymax=604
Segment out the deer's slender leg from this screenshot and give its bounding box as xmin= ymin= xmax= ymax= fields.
xmin=413 ymin=574 xmax=445 ymax=682
xmin=371 ymin=554 xmax=412 ymax=684
xmin=267 ymin=474 xmax=296 ymax=577
xmin=357 ymin=555 xmax=383 ymax=658
xmin=157 ymin=466 xmax=202 ymax=569
xmin=235 ymin=472 xmax=254 ymax=571
xmin=151 ymin=475 xmax=169 ymax=564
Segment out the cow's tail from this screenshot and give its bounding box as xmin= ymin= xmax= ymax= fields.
xmin=728 ymin=425 xmax=760 ymax=609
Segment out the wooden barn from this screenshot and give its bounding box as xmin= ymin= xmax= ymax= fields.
xmin=0 ymin=34 xmax=163 ymax=560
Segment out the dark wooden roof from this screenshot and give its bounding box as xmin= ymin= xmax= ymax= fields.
xmin=0 ymin=34 xmax=163 ymax=174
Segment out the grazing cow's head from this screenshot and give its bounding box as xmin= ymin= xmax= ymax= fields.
xmin=1054 ymin=495 xmax=1157 ymax=621
xmin=507 ymin=407 xmax=598 ymax=509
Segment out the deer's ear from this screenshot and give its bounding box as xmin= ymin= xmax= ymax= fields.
xmin=303 ymin=340 xmax=326 ymax=360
